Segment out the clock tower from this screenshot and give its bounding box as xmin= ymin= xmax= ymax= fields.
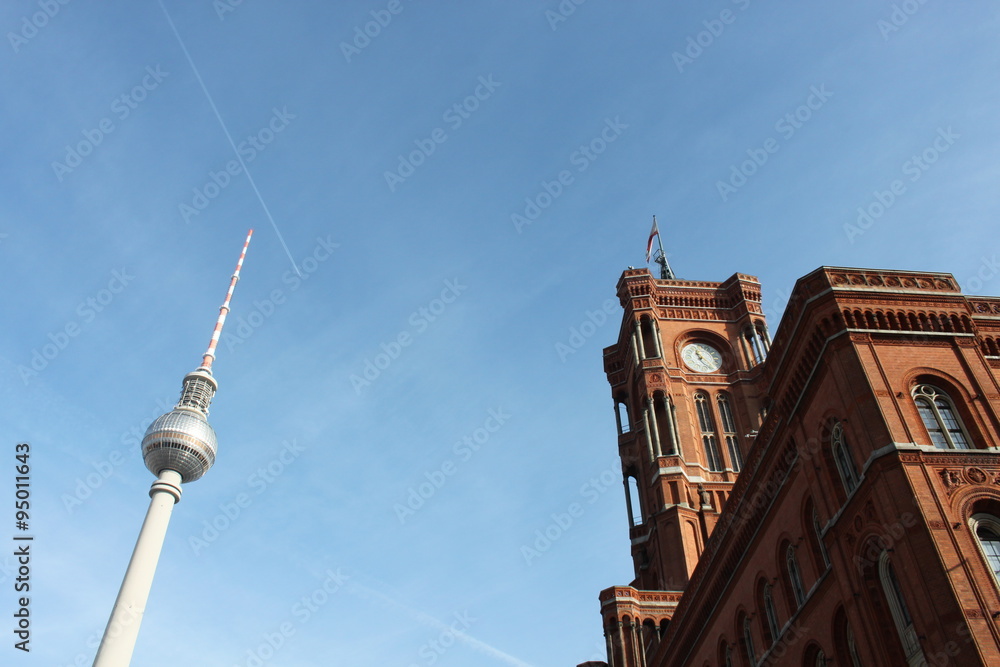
xmin=599 ymin=267 xmax=771 ymax=665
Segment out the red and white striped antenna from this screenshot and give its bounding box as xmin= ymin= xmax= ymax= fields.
xmin=201 ymin=228 xmax=253 ymax=371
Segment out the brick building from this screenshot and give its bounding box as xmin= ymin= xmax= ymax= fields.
xmin=584 ymin=266 xmax=1000 ymax=666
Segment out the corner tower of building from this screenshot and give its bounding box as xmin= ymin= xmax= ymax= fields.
xmin=598 ymin=267 xmax=771 ymax=663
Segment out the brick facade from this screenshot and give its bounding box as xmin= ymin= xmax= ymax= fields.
xmin=583 ymin=266 xmax=1000 ymax=666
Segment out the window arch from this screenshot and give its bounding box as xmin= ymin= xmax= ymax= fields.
xmin=717 ymin=392 xmax=743 ymax=472
xmin=878 ymin=551 xmax=923 ymax=664
xmin=971 ymin=513 xmax=1000 ymax=583
xmin=787 ymin=545 xmax=806 ymax=608
xmin=912 ymin=384 xmax=970 ymax=449
xmin=832 ymin=422 xmax=860 ymax=495
xmin=695 ymin=392 xmax=723 ymax=472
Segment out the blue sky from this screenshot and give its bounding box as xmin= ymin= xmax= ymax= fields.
xmin=2 ymin=1 xmax=999 ymax=665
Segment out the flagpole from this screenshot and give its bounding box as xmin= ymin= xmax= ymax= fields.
xmin=652 ymin=216 xmax=675 ymax=279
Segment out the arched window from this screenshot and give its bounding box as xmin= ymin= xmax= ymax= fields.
xmin=832 ymin=422 xmax=860 ymax=495
xmin=834 ymin=606 xmax=863 ymax=666
xmin=755 ymin=321 xmax=771 ymax=352
xmin=626 ymin=475 xmax=643 ymax=527
xmin=695 ymin=392 xmax=723 ymax=472
xmin=814 ymin=649 xmax=828 ymax=666
xmin=878 ymin=551 xmax=923 ymax=664
xmin=724 ymin=642 xmax=734 ymax=667
xmin=787 ymin=545 xmax=806 ymax=608
xmin=717 ymin=393 xmax=743 ymax=472
xmin=743 ymin=326 xmax=765 ymax=366
xmin=912 ymin=384 xmax=970 ymax=449
xmin=971 ymin=514 xmax=1000 ymax=582
xmin=847 ymin=625 xmax=862 ymax=667
xmin=763 ymin=583 xmax=780 ymax=642
xmin=640 ymin=316 xmax=661 ymax=359
xmin=812 ymin=506 xmax=830 ymax=570
xmin=742 ymin=615 xmax=757 ymax=666
xmin=615 ymin=399 xmax=631 ymax=434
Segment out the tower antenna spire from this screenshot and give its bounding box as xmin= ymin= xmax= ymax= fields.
xmin=201 ymin=228 xmax=253 ymax=371
xmin=649 ymin=215 xmax=676 ymax=279
xmin=93 ymin=230 xmax=253 ymax=667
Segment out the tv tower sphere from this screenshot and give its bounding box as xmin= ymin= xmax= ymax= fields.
xmin=141 ymin=369 xmax=219 ymax=483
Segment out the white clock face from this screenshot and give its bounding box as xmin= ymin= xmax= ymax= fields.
xmin=681 ymin=342 xmax=723 ymax=373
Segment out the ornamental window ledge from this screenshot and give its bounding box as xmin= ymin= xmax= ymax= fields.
xmin=871 ymin=442 xmax=1000 ymax=460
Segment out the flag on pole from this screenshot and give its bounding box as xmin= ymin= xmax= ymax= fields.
xmin=645 ymin=217 xmax=659 ymax=263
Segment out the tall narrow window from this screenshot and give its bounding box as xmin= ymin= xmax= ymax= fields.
xmin=724 ymin=643 xmax=733 ymax=667
xmin=763 ymin=583 xmax=780 ymax=642
xmin=744 ymin=326 xmax=765 ymax=365
xmin=742 ymin=615 xmax=757 ymax=666
xmin=755 ymin=321 xmax=771 ymax=353
xmin=832 ymin=422 xmax=860 ymax=495
xmin=615 ymin=400 xmax=631 ymax=434
xmin=640 ymin=316 xmax=660 ymax=359
xmin=847 ymin=625 xmax=862 ymax=667
xmin=787 ymin=545 xmax=806 ymax=608
xmin=912 ymin=384 xmax=970 ymax=449
xmin=695 ymin=392 xmax=723 ymax=472
xmin=717 ymin=393 xmax=743 ymax=472
xmin=813 ymin=507 xmax=830 ymax=569
xmin=971 ymin=514 xmax=1000 ymax=581
xmin=626 ymin=476 xmax=643 ymax=527
xmin=879 ymin=551 xmax=922 ymax=664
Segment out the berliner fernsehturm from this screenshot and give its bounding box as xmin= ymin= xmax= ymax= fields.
xmin=92 ymin=230 xmax=253 ymax=667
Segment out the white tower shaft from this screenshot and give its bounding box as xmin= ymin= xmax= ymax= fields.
xmin=92 ymin=470 xmax=182 ymax=667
